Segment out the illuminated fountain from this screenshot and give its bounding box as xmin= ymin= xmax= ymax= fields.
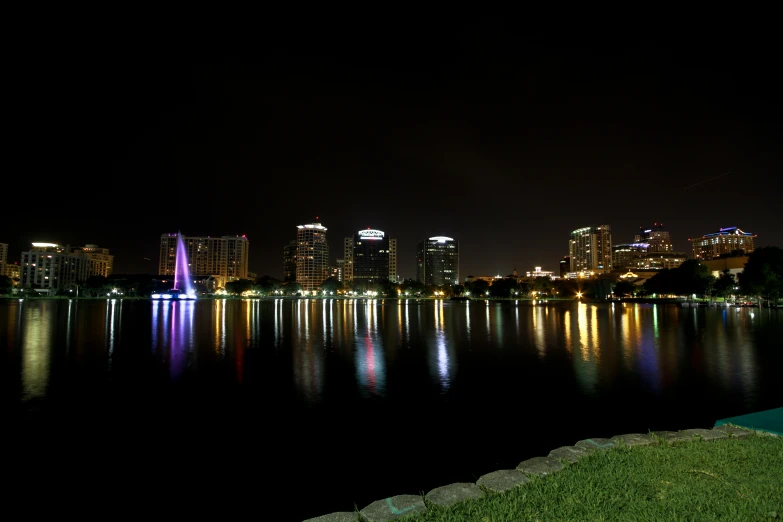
xmin=152 ymin=231 xmax=196 ymax=300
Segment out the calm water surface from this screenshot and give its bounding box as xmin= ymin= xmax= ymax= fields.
xmin=3 ymin=298 xmax=781 ymax=520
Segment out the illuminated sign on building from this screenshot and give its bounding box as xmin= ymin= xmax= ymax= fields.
xmin=358 ymin=229 xmax=385 ymax=240
xmin=429 ymin=236 xmax=454 ymax=243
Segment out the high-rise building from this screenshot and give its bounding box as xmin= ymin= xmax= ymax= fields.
xmin=20 ymin=242 xmax=90 ymax=294
xmin=416 ymin=236 xmax=459 ymax=286
xmin=283 ymin=240 xmax=297 ymax=282
xmin=343 ymin=228 xmax=397 ymax=289
xmin=295 ymin=220 xmax=330 ymax=292
xmin=689 ymin=226 xmax=756 ymax=260
xmin=569 ymin=225 xmax=612 ymax=273
xmin=159 ymin=233 xmax=249 ymax=288
xmin=0 ymin=242 xmax=7 ymax=267
xmin=634 ymin=223 xmax=673 ymax=252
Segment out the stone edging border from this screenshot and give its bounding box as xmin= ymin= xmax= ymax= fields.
xmin=303 ymin=424 xmax=777 ymax=522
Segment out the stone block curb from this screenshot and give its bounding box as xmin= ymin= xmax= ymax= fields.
xmin=611 ymin=433 xmax=658 ymax=447
xmin=575 ymin=437 xmax=616 ymax=451
xmin=651 ymin=430 xmax=699 ymax=445
xmin=303 ymin=513 xmax=358 ymax=522
xmin=516 ymin=455 xmax=565 ymax=476
xmin=476 ymin=469 xmax=531 ymax=493
xmin=549 ymin=445 xmax=594 ymax=463
xmin=306 ymin=424 xmax=763 ymax=521
xmin=359 ymin=495 xmax=426 ymax=522
xmin=713 ymin=424 xmax=754 ymax=437
xmin=681 ymin=428 xmax=728 ymax=441
xmin=425 ymin=482 xmax=484 ymax=507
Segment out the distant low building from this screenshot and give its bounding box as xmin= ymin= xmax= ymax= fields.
xmin=633 ymin=252 xmax=687 ymax=270
xmin=464 ymin=275 xmax=504 ymax=284
xmin=2 ymin=261 xmax=20 ymax=280
xmin=689 ymin=226 xmax=756 ymax=260
xmin=526 ymin=266 xmax=556 ymax=279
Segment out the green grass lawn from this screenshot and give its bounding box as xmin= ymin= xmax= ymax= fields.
xmin=389 ymin=432 xmax=782 ymax=522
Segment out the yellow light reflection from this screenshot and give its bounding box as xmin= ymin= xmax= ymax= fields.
xmin=21 ymin=303 xmax=54 ymax=401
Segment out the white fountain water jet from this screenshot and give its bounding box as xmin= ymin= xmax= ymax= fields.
xmin=173 ymin=231 xmax=194 ymax=296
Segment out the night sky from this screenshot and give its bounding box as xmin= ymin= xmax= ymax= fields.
xmin=5 ymin=19 xmax=781 ymax=280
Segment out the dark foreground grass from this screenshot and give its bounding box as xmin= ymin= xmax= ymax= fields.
xmin=397 ymin=433 xmax=782 ymax=522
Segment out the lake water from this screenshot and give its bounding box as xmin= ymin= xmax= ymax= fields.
xmin=2 ymin=298 xmax=781 ymax=521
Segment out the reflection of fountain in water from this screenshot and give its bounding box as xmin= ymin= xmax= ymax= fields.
xmin=174 ymin=231 xmax=194 ymax=296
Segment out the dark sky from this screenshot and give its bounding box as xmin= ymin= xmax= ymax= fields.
xmin=5 ymin=18 xmax=781 ymax=280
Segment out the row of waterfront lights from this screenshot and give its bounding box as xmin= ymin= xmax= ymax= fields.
xmin=151 ymin=293 xmax=197 ymax=300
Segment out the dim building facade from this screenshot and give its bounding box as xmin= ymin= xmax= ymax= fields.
xmin=72 ymin=244 xmax=114 ymax=277
xmin=343 ymin=228 xmax=397 ymax=290
xmin=559 ymin=256 xmax=570 ymax=278
xmin=612 ymin=243 xmax=649 ymax=270
xmin=416 ymin=236 xmax=459 ymax=286
xmin=689 ymin=226 xmax=756 ymax=260
xmin=283 ymin=240 xmax=297 ymax=282
xmin=159 ymin=233 xmax=249 ymax=289
xmin=569 ymin=225 xmax=612 ymax=274
xmin=295 ymin=221 xmax=330 ymax=292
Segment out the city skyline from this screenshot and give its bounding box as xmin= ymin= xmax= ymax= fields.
xmin=4 ymin=21 xmax=780 ymax=279
xmin=2 ymin=220 xmax=773 ymax=282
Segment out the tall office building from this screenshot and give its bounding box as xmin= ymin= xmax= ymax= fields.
xmin=416 ymin=236 xmax=459 ymax=286
xmin=634 ymin=223 xmax=673 ymax=252
xmin=20 ymin=242 xmax=90 ymax=293
xmin=159 ymin=233 xmax=249 ymax=288
xmin=569 ymin=225 xmax=612 ymax=273
xmin=343 ymin=228 xmax=397 ymax=289
xmin=689 ymin=226 xmax=756 ymax=260
xmin=295 ymin=220 xmax=330 ymax=292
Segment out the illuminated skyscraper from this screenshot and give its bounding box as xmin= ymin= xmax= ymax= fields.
xmin=295 ymin=220 xmax=330 ymax=292
xmin=416 ymin=236 xmax=459 ymax=286
xmin=343 ymin=228 xmax=397 ymax=289
xmin=569 ymin=225 xmax=612 ymax=273
xmin=634 ymin=223 xmax=673 ymax=252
